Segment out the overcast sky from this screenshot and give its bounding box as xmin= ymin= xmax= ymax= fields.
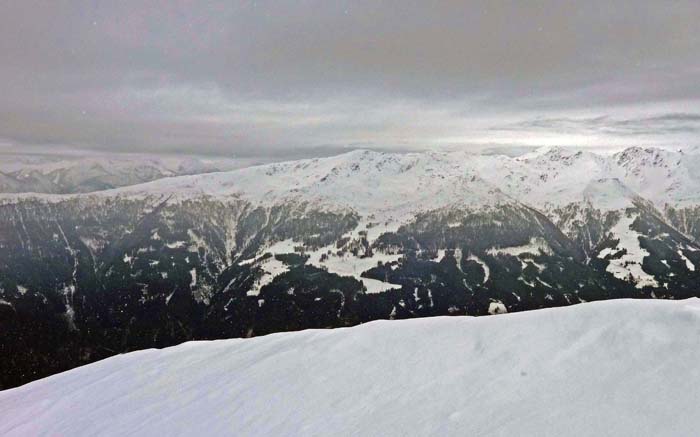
xmin=1 ymin=0 xmax=699 ymax=158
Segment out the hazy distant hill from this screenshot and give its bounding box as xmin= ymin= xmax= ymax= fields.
xmin=0 ymin=153 xmax=250 ymax=194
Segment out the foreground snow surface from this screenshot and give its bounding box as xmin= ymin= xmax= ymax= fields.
xmin=3 ymin=299 xmax=700 ymax=437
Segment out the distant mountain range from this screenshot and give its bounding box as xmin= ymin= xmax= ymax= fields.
xmin=0 ymin=153 xmax=248 ymax=194
xmin=3 ymin=146 xmax=700 ymax=388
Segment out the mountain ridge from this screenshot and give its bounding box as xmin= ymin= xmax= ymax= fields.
xmin=3 ymin=145 xmax=700 ymax=389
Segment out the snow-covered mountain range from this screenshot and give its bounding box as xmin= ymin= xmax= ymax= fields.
xmin=0 ymin=153 xmax=247 ymax=194
xmin=3 ymin=298 xmax=699 ymax=437
xmin=87 ymin=145 xmax=700 ymax=210
xmin=3 ymin=146 xmax=700 ymax=389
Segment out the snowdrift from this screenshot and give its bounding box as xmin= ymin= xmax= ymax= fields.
xmin=2 ymin=298 xmax=700 ymax=436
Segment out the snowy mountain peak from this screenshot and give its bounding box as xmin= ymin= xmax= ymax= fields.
xmin=615 ymin=146 xmax=667 ymax=167
xmin=108 ymin=149 xmax=516 ymax=218
xmin=6 ymin=145 xmax=700 ymax=214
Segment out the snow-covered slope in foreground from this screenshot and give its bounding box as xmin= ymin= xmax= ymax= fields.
xmin=2 ymin=299 xmax=700 ymax=437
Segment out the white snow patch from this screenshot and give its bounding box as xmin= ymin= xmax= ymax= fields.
xmin=308 ymin=246 xmax=402 ymax=294
xmin=488 ymin=301 xmax=507 ymax=315
xmin=186 ymin=229 xmax=208 ymax=253
xmin=265 ymin=239 xmax=300 ymax=255
xmin=677 ymin=250 xmax=696 ymax=271
xmin=79 ymin=237 xmax=102 ymax=253
xmin=257 ymin=232 xmax=402 ymax=294
xmin=487 ymin=237 xmax=553 ymax=257
xmin=360 ymin=277 xmax=399 ymax=294
xmin=432 ymin=249 xmax=447 ymax=263
xmin=247 ymin=256 xmax=289 ymax=296
xmin=598 ymin=247 xmax=617 ymax=258
xmin=598 ymin=214 xmax=658 ymax=289
xmin=189 ymin=268 xmax=197 ymax=288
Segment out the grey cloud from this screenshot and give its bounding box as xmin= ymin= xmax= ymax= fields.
xmin=1 ymin=1 xmax=699 ymax=156
xmin=492 ymin=113 xmax=700 ymax=139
